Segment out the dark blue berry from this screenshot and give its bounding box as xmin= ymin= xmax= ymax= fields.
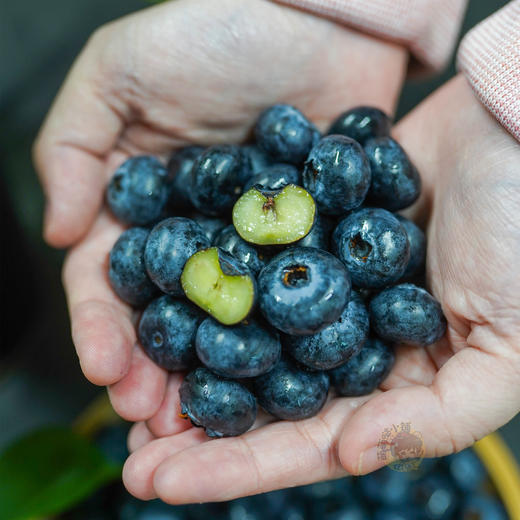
xmin=460 ymin=494 xmax=507 ymax=520
xmin=396 ymin=215 xmax=426 ymax=279
xmin=190 ymin=145 xmax=250 ymax=216
xmin=329 ymin=337 xmax=395 ymax=396
xmin=214 ymin=225 xmax=268 ymax=276
xmin=332 ymin=207 xmax=410 ymax=288
xmin=303 ymin=135 xmax=371 ymax=215
xmin=359 ymin=466 xmax=412 ymax=506
xmin=410 ymin=474 xmax=459 ymax=520
xmin=369 ymin=283 xmax=446 ymax=347
xmin=144 ymin=217 xmax=210 ymax=295
xmin=107 ymin=156 xmax=168 ymax=225
xmin=166 ymin=146 xmax=204 ymax=211
xmin=108 ymin=227 xmax=158 ymax=307
xmin=253 ymin=358 xmax=329 ymax=420
xmin=138 ymin=295 xmax=204 ymax=371
xmin=285 ymin=291 xmax=369 ymax=370
xmin=190 ymin=213 xmax=228 ymax=243
xmin=243 ymin=163 xmax=301 ymax=192
xmin=195 ymin=317 xmax=281 ymax=378
xmin=255 ymin=104 xmax=320 ymax=165
xmin=258 ymin=247 xmax=351 ymax=335
xmin=364 ymin=137 xmax=421 ymax=211
xmin=328 ymin=106 xmax=391 ymax=145
xmin=179 ymin=367 xmax=257 ymax=437
xmin=242 ymin=144 xmax=276 ymax=176
xmin=135 ymin=499 xmax=188 ymax=520
xmin=295 ymin=214 xmax=334 ymax=250
xmin=373 ymin=506 xmax=423 ymax=520
xmin=445 ymin=449 xmax=487 ymax=493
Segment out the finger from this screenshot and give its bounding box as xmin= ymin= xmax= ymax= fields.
xmin=146 ymin=373 xmax=192 ymax=438
xmin=34 ymin=24 xmax=127 ymax=247
xmin=128 ymin=422 xmax=157 ymax=453
xmin=123 ymin=427 xmax=208 ymax=501
xmin=63 ymin=212 xmax=135 ymax=386
xmin=393 ymin=75 xmax=486 ymax=226
xmin=339 ymin=338 xmax=520 ymax=475
xmin=151 ymin=395 xmax=372 ymax=504
xmin=381 ymin=343 xmax=438 ymax=390
xmin=108 ymin=344 xmax=168 ymax=422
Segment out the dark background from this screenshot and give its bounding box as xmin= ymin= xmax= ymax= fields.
xmin=1 ymin=0 xmax=517 ymax=459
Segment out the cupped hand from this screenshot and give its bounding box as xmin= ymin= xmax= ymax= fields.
xmin=34 ymin=0 xmax=408 ymax=420
xmin=122 ymin=75 xmax=520 ymax=504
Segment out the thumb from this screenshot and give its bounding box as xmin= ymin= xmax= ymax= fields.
xmin=338 ymin=332 xmax=520 ymax=475
xmin=33 ymin=25 xmax=124 ymax=248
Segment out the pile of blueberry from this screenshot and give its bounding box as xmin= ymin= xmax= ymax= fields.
xmin=107 ymin=104 xmax=446 ymax=437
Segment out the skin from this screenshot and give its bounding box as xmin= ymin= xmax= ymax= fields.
xmin=121 ymin=76 xmax=520 ymax=504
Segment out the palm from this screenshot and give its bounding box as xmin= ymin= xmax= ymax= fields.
xmin=122 ymin=76 xmax=520 ymax=504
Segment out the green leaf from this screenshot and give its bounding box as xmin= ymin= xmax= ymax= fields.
xmin=0 ymin=426 xmax=121 ymax=520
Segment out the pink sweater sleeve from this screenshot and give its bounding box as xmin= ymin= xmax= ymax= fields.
xmin=272 ymin=0 xmax=468 ymax=71
xmin=457 ymin=1 xmax=520 ymax=141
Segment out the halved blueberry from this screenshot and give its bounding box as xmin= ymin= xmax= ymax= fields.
xmin=181 ymin=247 xmax=256 ymax=325
xmin=232 ymin=185 xmax=315 ymax=245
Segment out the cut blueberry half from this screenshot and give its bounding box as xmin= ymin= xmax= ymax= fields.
xmin=232 ymin=184 xmax=315 ymax=245
xmin=181 ymin=247 xmax=256 ymax=325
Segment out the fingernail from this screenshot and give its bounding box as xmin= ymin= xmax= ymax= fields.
xmin=357 ymin=446 xmax=383 ymax=475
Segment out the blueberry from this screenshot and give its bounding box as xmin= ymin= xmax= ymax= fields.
xmin=369 ymin=284 xmax=446 ymax=346
xmin=329 ymin=337 xmax=395 ymax=396
xmin=410 ymin=474 xmax=459 ymax=520
xmin=395 ymin=215 xmax=426 ymax=279
xmin=233 ymin=185 xmax=316 ymax=246
xmin=179 ymin=367 xmax=257 ymax=437
xmin=373 ymin=506 xmax=424 ymax=520
xmin=181 ymin=247 xmax=257 ymax=325
xmin=253 ymin=358 xmax=329 ymax=420
xmin=364 ymin=137 xmax=421 ymax=211
xmin=321 ymin=505 xmax=368 ymax=520
xmin=445 ymin=449 xmax=487 ymax=493
xmin=135 ymin=500 xmax=188 ymax=520
xmin=258 ymin=247 xmax=351 ymax=335
xmin=107 ymin=156 xmax=168 ymax=225
xmin=190 ymin=145 xmax=250 ymax=216
xmin=255 ymin=104 xmax=320 ymax=165
xmin=214 ymin=225 xmax=268 ymax=276
xmin=303 ymin=135 xmax=371 ymax=215
xmin=243 ymin=163 xmax=301 ymax=192
xmin=242 ymin=144 xmax=278 ymax=178
xmin=460 ymin=494 xmax=507 ymax=520
xmin=328 ymin=106 xmax=391 ymax=145
xmin=138 ymin=295 xmax=204 ymax=371
xmin=227 ymin=497 xmax=265 ymax=520
xmin=195 ymin=317 xmax=281 ymax=378
xmin=109 ymin=227 xmax=158 ymax=307
xmin=285 ymin=291 xmax=369 ymax=370
xmin=295 ymin=214 xmax=334 ymax=250
xmin=359 ymin=466 xmax=412 ymax=506
xmin=144 ymin=217 xmax=210 ymax=295
xmin=166 ymin=145 xmax=204 ymax=211
xmin=332 ymin=207 xmax=410 ymax=288
xmin=190 ymin=213 xmax=228 ymax=243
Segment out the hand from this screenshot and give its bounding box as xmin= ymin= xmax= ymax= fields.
xmin=122 ymin=75 xmax=520 ymax=504
xmin=33 ymin=0 xmax=408 ymax=421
